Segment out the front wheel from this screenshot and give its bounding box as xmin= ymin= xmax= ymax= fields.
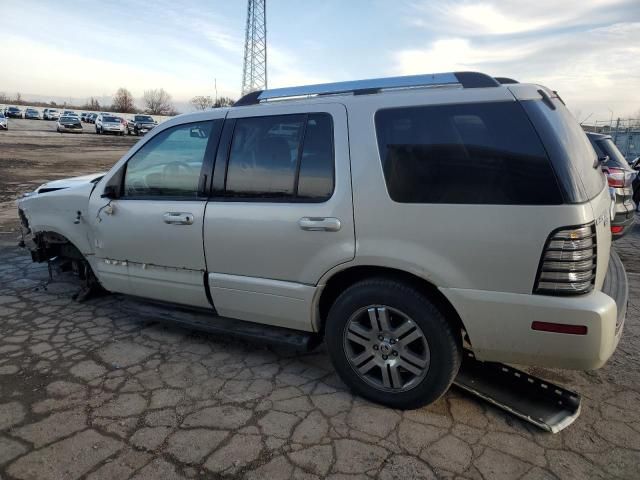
xmin=325 ymin=278 xmax=462 ymax=409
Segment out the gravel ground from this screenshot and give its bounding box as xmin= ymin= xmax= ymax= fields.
xmin=0 ymin=118 xmax=138 ymax=239
xmin=0 ymin=120 xmax=639 ymax=479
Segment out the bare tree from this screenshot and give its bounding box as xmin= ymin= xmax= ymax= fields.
xmin=83 ymin=97 xmax=101 ymax=111
xmin=214 ymin=96 xmax=235 ymax=108
xmin=143 ymin=88 xmax=174 ymax=115
xmin=0 ymin=92 xmax=7 ymax=103
xmin=15 ymin=92 xmax=22 ymax=103
xmin=111 ymin=88 xmax=136 ymax=113
xmin=190 ymin=95 xmax=214 ymax=111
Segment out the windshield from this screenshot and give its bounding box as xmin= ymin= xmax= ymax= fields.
xmin=60 ymin=116 xmax=78 ymax=122
xmin=104 ymin=116 xmax=119 ymax=122
xmin=135 ymin=115 xmax=153 ymax=122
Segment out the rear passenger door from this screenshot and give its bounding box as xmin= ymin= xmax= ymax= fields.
xmin=203 ymin=103 xmax=353 ymax=331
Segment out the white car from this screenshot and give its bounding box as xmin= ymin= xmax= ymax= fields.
xmin=95 ymin=114 xmax=125 ymax=135
xmin=0 ymin=112 xmax=7 ymax=130
xmin=16 ymin=71 xmax=627 ymax=428
xmin=43 ymin=109 xmax=60 ymax=121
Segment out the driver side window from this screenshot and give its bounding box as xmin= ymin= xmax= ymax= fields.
xmin=123 ymin=121 xmax=214 ymax=197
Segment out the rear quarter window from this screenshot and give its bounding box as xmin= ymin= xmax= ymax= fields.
xmin=375 ymin=101 xmax=563 ymax=204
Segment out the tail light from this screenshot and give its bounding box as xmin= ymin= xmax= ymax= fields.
xmin=603 ymin=167 xmax=635 ymax=188
xmin=604 ymin=167 xmax=625 ymax=188
xmin=534 ymin=224 xmax=596 ymax=295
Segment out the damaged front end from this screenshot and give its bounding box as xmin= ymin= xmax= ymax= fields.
xmin=17 ymin=172 xmax=107 ymax=301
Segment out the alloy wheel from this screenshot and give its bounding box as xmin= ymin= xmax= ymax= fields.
xmin=343 ymin=305 xmax=430 ymax=392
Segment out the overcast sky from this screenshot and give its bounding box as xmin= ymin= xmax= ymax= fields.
xmin=2 ymin=0 xmax=639 ymax=119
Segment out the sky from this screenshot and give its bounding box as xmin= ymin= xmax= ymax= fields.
xmin=2 ymin=0 xmax=639 ymax=119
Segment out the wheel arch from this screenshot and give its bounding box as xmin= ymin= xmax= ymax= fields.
xmin=316 ymin=265 xmax=466 ymax=338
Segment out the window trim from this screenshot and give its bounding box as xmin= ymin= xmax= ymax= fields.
xmin=209 ymin=112 xmax=336 ymax=203
xmin=118 ymin=119 xmax=223 ymax=201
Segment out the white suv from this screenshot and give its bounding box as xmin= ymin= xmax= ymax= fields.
xmin=95 ymin=114 xmax=126 ymax=135
xmin=17 ymin=72 xmax=627 ymax=410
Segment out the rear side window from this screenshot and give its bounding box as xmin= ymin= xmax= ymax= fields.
xmin=375 ymin=101 xmax=563 ymax=204
xmin=224 ymin=113 xmax=334 ymax=201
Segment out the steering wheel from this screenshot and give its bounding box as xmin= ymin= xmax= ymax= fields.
xmin=162 ymin=161 xmax=194 ymax=181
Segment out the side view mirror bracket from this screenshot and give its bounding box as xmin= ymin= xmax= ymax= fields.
xmin=101 ymin=185 xmax=118 ymax=199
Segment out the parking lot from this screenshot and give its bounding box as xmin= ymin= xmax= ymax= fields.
xmin=1 ymin=119 xmax=640 ymax=479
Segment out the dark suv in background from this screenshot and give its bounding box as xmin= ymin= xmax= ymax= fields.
xmin=587 ymin=132 xmax=636 ymax=238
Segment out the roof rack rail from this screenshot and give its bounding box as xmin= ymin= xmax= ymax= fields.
xmin=495 ymin=77 xmax=519 ymax=84
xmin=234 ymin=71 xmax=500 ymax=106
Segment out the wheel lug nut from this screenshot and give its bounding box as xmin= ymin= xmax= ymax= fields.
xmin=390 ymin=339 xmax=396 ymax=344
xmin=382 ymin=355 xmax=388 ymax=360
xmin=378 ymin=335 xmax=383 ymax=341
xmin=373 ymin=345 xmax=379 ymax=350
xmin=393 ymin=351 xmax=398 ymax=356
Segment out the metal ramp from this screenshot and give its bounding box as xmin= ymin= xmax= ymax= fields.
xmin=454 ymin=349 xmax=581 ymax=433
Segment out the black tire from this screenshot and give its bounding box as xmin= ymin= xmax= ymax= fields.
xmin=325 ymin=278 xmax=461 ymax=409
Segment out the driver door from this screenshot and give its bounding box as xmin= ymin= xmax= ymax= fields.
xmin=89 ymin=119 xmax=222 ymax=308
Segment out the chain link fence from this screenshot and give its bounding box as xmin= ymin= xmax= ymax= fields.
xmin=582 ymin=119 xmax=640 ymax=161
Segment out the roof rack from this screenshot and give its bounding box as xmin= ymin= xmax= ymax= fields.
xmin=495 ymin=77 xmax=519 ymax=84
xmin=235 ymin=71 xmax=500 ymax=106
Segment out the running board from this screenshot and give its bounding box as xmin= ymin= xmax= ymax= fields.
xmin=454 ymin=350 xmax=581 ymax=433
xmin=117 ymin=296 xmax=322 ymax=352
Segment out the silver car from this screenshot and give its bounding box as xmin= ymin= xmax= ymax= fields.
xmin=16 ymin=71 xmax=627 ymax=416
xmin=0 ymin=112 xmax=7 ymax=130
xmin=95 ymin=114 xmax=125 ymax=135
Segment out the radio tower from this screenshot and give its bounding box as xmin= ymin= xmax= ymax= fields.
xmin=241 ymin=0 xmax=267 ymax=95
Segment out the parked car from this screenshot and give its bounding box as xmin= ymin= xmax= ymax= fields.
xmin=24 ymin=108 xmax=40 ymax=120
xmin=0 ymin=112 xmax=7 ymax=130
xmin=95 ymin=114 xmax=125 ymax=135
xmin=56 ymin=115 xmax=83 ymax=133
xmin=5 ymin=106 xmax=23 ymax=118
xmin=16 ymin=72 xmax=627 ymax=412
xmin=43 ymin=108 xmax=60 ymax=120
xmin=126 ymin=114 xmax=157 ymax=136
xmin=587 ymin=132 xmax=636 ymax=238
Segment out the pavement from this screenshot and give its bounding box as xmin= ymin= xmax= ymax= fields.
xmin=0 ymin=225 xmax=639 ymax=480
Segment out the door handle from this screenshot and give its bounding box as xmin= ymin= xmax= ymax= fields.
xmin=163 ymin=212 xmax=194 ymax=225
xmin=298 ymin=217 xmax=341 ymax=232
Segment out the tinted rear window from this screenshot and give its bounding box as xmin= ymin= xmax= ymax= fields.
xmin=591 ymin=137 xmax=630 ymax=169
xmin=375 ymin=101 xmax=562 ymax=204
xmin=521 ymin=98 xmax=605 ymax=202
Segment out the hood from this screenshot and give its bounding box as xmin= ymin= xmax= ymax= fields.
xmin=34 ymin=172 xmax=105 ymax=194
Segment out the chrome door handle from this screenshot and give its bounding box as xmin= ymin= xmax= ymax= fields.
xmin=163 ymin=212 xmax=194 ymax=225
xmin=298 ymin=217 xmax=341 ymax=232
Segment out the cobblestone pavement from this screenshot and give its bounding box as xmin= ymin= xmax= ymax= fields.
xmin=1 ymin=227 xmax=639 ymax=480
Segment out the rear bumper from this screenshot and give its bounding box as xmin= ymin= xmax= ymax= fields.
xmin=612 ymin=204 xmax=635 ymax=239
xmin=441 ymin=251 xmax=627 ymax=370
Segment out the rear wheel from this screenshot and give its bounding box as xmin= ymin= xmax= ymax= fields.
xmin=325 ymin=278 xmax=461 ymax=409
